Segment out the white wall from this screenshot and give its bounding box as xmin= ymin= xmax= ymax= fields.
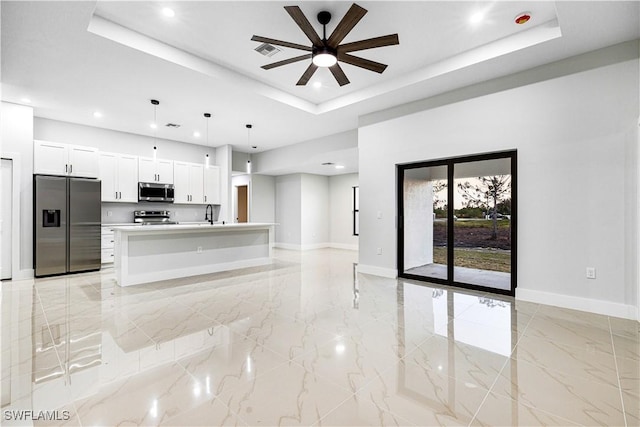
xmin=1 ymin=103 xmax=34 ymax=277
xmin=275 ymin=174 xmax=301 ymax=247
xmin=215 ymin=145 xmax=233 ymax=223
xmin=35 ymin=118 xmax=213 ymax=164
xmin=358 ymin=46 xmax=639 ymax=319
xmin=253 ymin=130 xmax=357 ymax=175
xmin=329 ymin=173 xmax=358 ymax=250
xmin=251 ymin=174 xmax=276 ymax=223
xmin=301 ymin=174 xmax=329 ymax=248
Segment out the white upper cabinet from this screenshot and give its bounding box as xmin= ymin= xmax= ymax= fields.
xmin=118 ymin=155 xmax=139 ymax=202
xmin=34 ymin=140 xmax=99 ymax=178
xmin=174 ymin=161 xmax=203 ymax=204
xmin=138 ymin=157 xmax=173 ymax=184
xmin=203 ymin=165 xmax=221 ymax=204
xmin=99 ymin=152 xmax=138 ymax=202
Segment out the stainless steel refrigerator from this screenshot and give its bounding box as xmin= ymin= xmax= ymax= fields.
xmin=34 ymin=175 xmax=101 ymax=277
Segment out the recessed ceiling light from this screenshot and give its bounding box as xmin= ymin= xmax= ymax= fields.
xmin=193 ymin=131 xmax=201 ymax=138
xmin=312 ymin=81 xmax=322 ymax=89
xmin=150 ymin=122 xmax=158 ymax=129
xmin=20 ymin=97 xmax=32 ymax=104
xmin=93 ymin=111 xmax=103 ymax=118
xmin=162 ymin=7 xmax=175 ymax=18
xmin=469 ymin=11 xmax=485 ymax=24
xmin=335 ymin=165 xmax=345 ymax=169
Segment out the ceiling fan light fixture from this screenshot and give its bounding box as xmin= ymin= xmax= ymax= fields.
xmin=312 ymin=47 xmax=337 ymax=67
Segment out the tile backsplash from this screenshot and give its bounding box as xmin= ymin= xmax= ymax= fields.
xmin=102 ymin=202 xmax=220 ymax=224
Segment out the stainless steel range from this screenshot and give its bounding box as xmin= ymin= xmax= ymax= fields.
xmin=133 ymin=210 xmax=177 ymax=225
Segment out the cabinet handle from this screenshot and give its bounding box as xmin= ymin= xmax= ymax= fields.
xmin=65 ymin=164 xmax=68 ymax=173
xmin=115 ymin=191 xmax=118 ymax=199
xmin=204 ymin=196 xmax=207 ymax=202
xmin=70 ymin=164 xmax=73 ymax=173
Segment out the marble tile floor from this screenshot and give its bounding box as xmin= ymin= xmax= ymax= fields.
xmin=0 ymin=248 xmax=638 ymax=426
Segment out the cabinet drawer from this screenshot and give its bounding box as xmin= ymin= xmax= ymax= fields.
xmin=101 ymin=234 xmax=115 ymax=249
xmin=101 ymin=248 xmax=114 ymax=264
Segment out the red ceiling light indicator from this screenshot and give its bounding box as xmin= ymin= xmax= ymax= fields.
xmin=515 ymin=12 xmax=531 ymax=25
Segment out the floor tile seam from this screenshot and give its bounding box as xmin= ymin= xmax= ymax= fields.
xmin=504 ymin=350 xmax=625 ymax=393
xmin=125 ymin=316 xmax=166 ymax=348
xmin=467 ymin=348 xmax=511 ymax=427
xmin=473 ymin=390 xmax=591 ymax=427
xmin=34 ymin=288 xmax=69 ymax=390
xmin=488 ymin=360 xmax=628 ymax=427
xmin=68 ymin=399 xmax=84 ymax=427
xmin=609 ymin=316 xmax=629 ymax=427
xmin=469 ymin=304 xmax=540 ymax=426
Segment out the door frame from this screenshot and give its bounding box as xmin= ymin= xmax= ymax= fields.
xmin=1 ymin=152 xmax=22 ymax=281
xmin=397 ymin=150 xmax=518 ymax=296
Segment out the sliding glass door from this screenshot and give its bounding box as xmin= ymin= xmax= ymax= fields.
xmin=398 ymin=151 xmax=517 ymax=295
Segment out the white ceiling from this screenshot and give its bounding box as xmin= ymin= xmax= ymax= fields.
xmin=2 ymin=1 xmax=639 ymax=174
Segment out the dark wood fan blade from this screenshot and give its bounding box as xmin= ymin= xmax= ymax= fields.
xmin=251 ymin=35 xmax=312 ymax=51
xmin=284 ymin=6 xmax=323 ymax=46
xmin=338 ymin=52 xmax=387 ymax=73
xmin=338 ymin=34 xmax=399 ymax=53
xmin=261 ymin=54 xmax=312 ymax=70
xmin=329 ymin=63 xmax=350 ymax=86
xmin=296 ymin=63 xmax=318 ymax=86
xmin=327 ymin=3 xmax=367 ymax=48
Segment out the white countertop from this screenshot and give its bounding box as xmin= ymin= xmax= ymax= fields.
xmin=112 ymin=222 xmax=276 ymax=233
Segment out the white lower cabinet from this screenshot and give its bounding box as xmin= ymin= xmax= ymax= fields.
xmin=101 ymin=226 xmax=115 ymax=264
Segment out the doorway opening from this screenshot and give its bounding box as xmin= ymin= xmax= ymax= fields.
xmin=397 ymin=151 xmax=517 ymax=295
xmin=236 ymin=185 xmax=248 ymax=223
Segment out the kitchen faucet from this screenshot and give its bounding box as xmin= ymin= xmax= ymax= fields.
xmin=204 ymin=204 xmax=214 ymax=225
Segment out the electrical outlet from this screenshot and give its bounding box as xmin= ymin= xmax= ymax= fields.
xmin=586 ymin=267 xmax=596 ymax=279
xmin=377 ymin=211 xmax=383 ymax=219
xmin=107 ymin=211 xmax=112 ymax=217
xmin=376 ymin=247 xmax=382 ymax=255
xmin=197 ymin=246 xmax=203 ymax=254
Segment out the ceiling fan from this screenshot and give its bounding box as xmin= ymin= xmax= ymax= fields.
xmin=251 ymin=3 xmax=399 ymax=86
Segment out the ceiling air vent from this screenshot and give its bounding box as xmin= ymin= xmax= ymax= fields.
xmin=165 ymin=123 xmax=181 ymax=128
xmin=255 ymin=43 xmax=281 ymax=57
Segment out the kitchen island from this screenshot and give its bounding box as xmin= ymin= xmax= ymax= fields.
xmin=112 ymin=223 xmax=274 ymax=287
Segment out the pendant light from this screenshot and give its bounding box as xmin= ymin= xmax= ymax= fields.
xmin=150 ymin=99 xmax=159 ymax=160
xmin=204 ymin=113 xmax=211 ymax=168
xmin=246 ymin=124 xmax=252 ymax=174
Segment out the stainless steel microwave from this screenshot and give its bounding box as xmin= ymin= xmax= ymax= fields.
xmin=138 ymin=182 xmax=175 ymax=203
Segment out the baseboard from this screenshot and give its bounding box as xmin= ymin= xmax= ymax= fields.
xmin=357 ymin=264 xmax=398 ymax=279
xmin=13 ymin=269 xmax=34 ymax=281
xmin=516 ymin=288 xmax=639 ymax=321
xmin=274 ymin=242 xmax=334 ymax=251
xmin=301 ymin=242 xmax=330 ymax=250
xmin=329 ymin=243 xmax=358 ymax=251
xmin=274 ymin=243 xmax=301 ymax=250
